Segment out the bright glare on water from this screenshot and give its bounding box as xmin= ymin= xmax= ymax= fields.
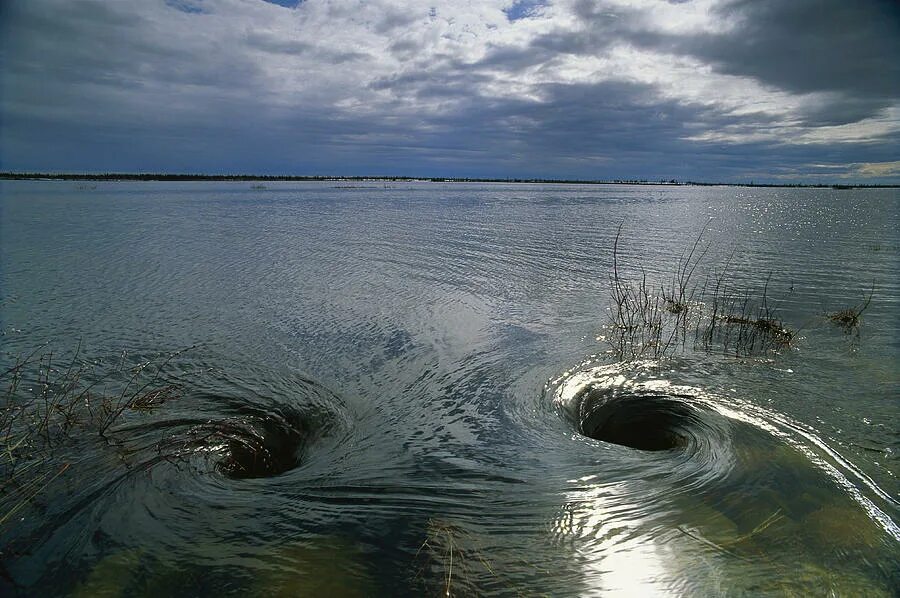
xmin=0 ymin=181 xmax=897 ymax=595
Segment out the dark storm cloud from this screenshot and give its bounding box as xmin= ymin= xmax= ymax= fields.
xmin=799 ymin=95 xmax=895 ymax=128
xmin=356 ymin=78 xmax=898 ymax=181
xmin=414 ymin=81 xmax=769 ymax=179
xmin=2 ymin=1 xmax=261 ymax=93
xmin=629 ymin=0 xmax=900 ymax=124
xmin=562 ymin=0 xmax=900 ymax=100
xmin=698 ymin=0 xmax=900 ymax=97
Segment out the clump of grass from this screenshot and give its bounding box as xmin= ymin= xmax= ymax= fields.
xmin=664 ymin=299 xmax=687 ymax=315
xmin=608 ymin=223 xmax=796 ymax=359
xmin=0 ymin=344 xmax=185 ymax=537
xmin=827 ymin=288 xmax=873 ymax=336
xmin=717 ymin=316 xmax=793 ymax=346
xmin=702 ymin=271 xmax=794 ymax=354
xmin=128 ymin=384 xmax=180 ymax=411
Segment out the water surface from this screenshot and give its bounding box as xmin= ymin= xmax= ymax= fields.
xmin=1 ymin=181 xmax=897 ymax=595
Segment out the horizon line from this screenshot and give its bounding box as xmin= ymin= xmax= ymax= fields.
xmin=1 ymin=171 xmax=897 ymax=189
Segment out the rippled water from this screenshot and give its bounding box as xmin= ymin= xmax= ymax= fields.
xmin=1 ymin=181 xmax=897 ymax=595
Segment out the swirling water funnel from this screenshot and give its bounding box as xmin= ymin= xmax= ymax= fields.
xmin=546 ymin=358 xmax=899 ymax=595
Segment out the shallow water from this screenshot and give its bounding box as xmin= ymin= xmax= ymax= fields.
xmin=1 ymin=181 xmax=897 ymax=595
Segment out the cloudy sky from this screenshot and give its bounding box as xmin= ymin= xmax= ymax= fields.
xmin=2 ymin=0 xmax=898 ymax=182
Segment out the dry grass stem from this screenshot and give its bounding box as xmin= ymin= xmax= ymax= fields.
xmin=608 ymin=224 xmax=796 ymax=359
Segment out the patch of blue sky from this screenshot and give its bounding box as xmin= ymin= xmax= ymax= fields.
xmin=505 ymin=0 xmax=547 ymax=21
xmin=260 ymin=0 xmax=303 ymax=7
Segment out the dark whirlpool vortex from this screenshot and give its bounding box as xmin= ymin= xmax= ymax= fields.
xmin=146 ymin=372 xmax=352 ymax=482
xmin=550 ymin=360 xmax=740 ymax=490
xmin=574 ymin=389 xmax=709 ymax=452
xmin=192 ymin=409 xmax=321 ymax=479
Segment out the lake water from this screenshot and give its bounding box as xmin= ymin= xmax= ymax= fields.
xmin=1 ymin=181 xmax=898 ymax=595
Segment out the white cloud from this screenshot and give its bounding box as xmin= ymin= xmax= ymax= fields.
xmin=854 ymin=160 xmax=900 ymax=177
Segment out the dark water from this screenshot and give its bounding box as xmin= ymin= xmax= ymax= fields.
xmin=1 ymin=181 xmax=897 ymax=595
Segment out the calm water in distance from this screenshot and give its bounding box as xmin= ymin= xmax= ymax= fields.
xmin=1 ymin=181 xmax=898 ymax=595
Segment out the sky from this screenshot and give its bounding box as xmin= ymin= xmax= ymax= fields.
xmin=1 ymin=0 xmax=899 ymax=183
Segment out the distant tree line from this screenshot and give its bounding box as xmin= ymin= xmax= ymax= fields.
xmin=0 ymin=172 xmax=895 ymax=188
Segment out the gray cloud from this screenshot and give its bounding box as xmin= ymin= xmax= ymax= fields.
xmin=699 ymin=0 xmax=900 ymax=97
xmin=628 ymin=0 xmax=900 ymax=124
xmin=245 ymin=30 xmax=369 ymax=62
xmin=244 ymin=30 xmax=314 ymax=54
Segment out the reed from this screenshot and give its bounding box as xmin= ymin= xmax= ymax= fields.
xmin=413 ymin=518 xmax=549 ymax=597
xmin=827 ymin=286 xmax=873 ymax=336
xmin=607 ymin=224 xmax=795 ymax=359
xmin=0 ymin=344 xmax=184 ymax=535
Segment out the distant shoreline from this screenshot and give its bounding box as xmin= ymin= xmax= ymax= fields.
xmin=0 ymin=172 xmax=896 ymax=189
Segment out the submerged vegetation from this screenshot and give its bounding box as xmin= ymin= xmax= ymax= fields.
xmin=0 ymin=344 xmax=184 ymax=547
xmin=413 ymin=518 xmax=546 ymax=597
